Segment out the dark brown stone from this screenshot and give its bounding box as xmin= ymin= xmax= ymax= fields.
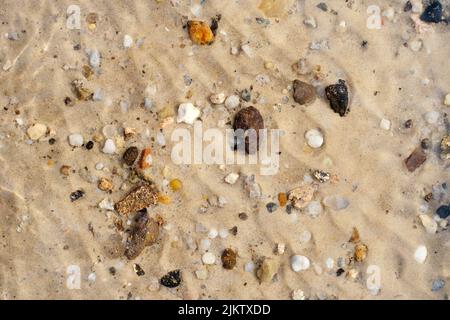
xmin=405 ymin=148 xmax=427 ymax=172
xmin=123 ymin=146 xmax=139 ymax=166
xmin=221 ymin=248 xmax=237 ymax=270
xmin=325 ymin=79 xmax=349 ymax=117
xmin=124 ymin=210 xmax=160 ymax=260
xmin=233 ymin=106 xmax=264 ymax=154
xmin=293 ymin=80 xmax=316 ymax=105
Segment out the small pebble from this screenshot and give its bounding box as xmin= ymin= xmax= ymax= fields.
xmin=325 ymin=80 xmax=349 ymax=117
xmin=405 ymin=148 xmax=427 ymax=172
xmin=210 ymin=93 xmax=226 ymax=105
xmin=224 ymin=172 xmax=239 ymax=184
xmin=305 ymin=128 xmax=324 ymax=148
xmin=266 ymin=202 xmax=278 ymax=213
xmin=379 ymin=118 xmax=391 ymax=130
xmin=244 ymin=261 xmax=255 ymax=273
xmin=224 ymin=95 xmax=240 ymax=109
xmin=256 ymin=258 xmax=279 ymax=283
xmin=420 ymin=1 xmax=442 ymax=23
xmin=444 ymin=93 xmax=450 ymax=106
xmin=414 ymin=245 xmax=427 ymax=264
xmin=436 ymin=205 xmax=450 ymax=219
xmin=431 ymin=279 xmax=445 ymax=292
xmin=208 ymin=228 xmax=218 ymax=239
xmin=102 ymin=139 xmax=116 ymax=154
xmin=292 ymin=80 xmax=316 ymax=105
xmin=177 ymin=102 xmax=200 ymax=125
xmin=27 ymin=123 xmax=47 ymax=140
xmin=291 ymin=255 xmax=310 ymax=272
xmin=70 ymin=190 xmax=85 ymax=202
xmin=123 ymin=35 xmax=133 ymax=48
xmin=160 ymin=270 xmax=182 ymax=288
xmin=221 ymin=248 xmax=237 ymax=270
xmin=419 ymin=214 xmax=437 ymax=234
xmin=68 ymin=134 xmax=84 ymax=147
xmin=202 ymin=252 xmax=216 ymax=265
xmin=123 ymin=146 xmax=139 ymax=166
xmin=291 ymin=289 xmax=306 ymax=300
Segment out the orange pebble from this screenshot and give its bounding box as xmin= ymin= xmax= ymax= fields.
xmin=139 ymin=148 xmax=152 ymax=169
xmin=278 ymin=192 xmax=287 ymax=207
xmin=158 ymin=194 xmax=171 ymax=205
xmin=187 ymin=21 xmax=215 ymax=45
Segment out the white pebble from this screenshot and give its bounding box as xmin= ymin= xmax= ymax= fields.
xmin=98 ymin=198 xmax=114 ymax=211
xmin=299 ymin=230 xmax=312 ymax=243
xmin=419 ymin=214 xmax=437 ymax=234
xmin=444 ymin=93 xmax=450 ymax=106
xmin=89 ymin=49 xmax=101 ymax=68
xmin=156 ymin=132 xmax=166 ymax=146
xmin=102 ymin=139 xmax=116 ymax=154
xmin=325 ymin=258 xmax=334 ymax=269
xmin=210 ymin=93 xmax=226 ymax=105
xmin=88 ymin=273 xmax=96 ymax=282
xmin=305 ymin=128 xmax=324 ymax=148
xmin=410 ymin=40 xmax=422 ymax=52
xmin=123 ymin=35 xmax=133 ymax=48
xmin=68 ymin=134 xmax=84 ymax=147
xmin=202 ymin=252 xmax=216 ymax=265
xmin=224 ymin=95 xmax=240 ymax=109
xmin=195 ymin=268 xmax=208 ymax=280
xmin=244 ymin=261 xmax=255 ymax=273
xmin=177 ymin=102 xmax=201 ymax=125
xmin=424 ymin=111 xmax=439 ymax=124
xmin=291 ymin=289 xmax=306 ymax=300
xmin=414 ymin=245 xmax=427 ymax=264
xmin=27 ymin=123 xmax=47 ymax=140
xmin=277 ymin=243 xmax=286 ymax=255
xmin=291 ymin=255 xmax=310 ymax=272
xmin=379 ymin=118 xmax=391 ymax=130
xmin=240 ymin=43 xmax=253 ymax=57
xmin=199 ymin=238 xmax=211 ymax=252
xmin=225 ymin=172 xmax=239 ymax=185
xmin=208 ymin=228 xmax=218 ymax=239
xmin=305 ymin=201 xmax=322 ymax=218
xmin=303 ymin=16 xmax=317 ymax=28
xmin=95 ymin=163 xmax=104 ymax=170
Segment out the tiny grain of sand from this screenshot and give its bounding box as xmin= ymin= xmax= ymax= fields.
xmin=0 ymin=0 xmax=449 ymax=300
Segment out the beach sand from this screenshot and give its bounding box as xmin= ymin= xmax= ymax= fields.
xmin=0 ymin=0 xmax=449 ymax=299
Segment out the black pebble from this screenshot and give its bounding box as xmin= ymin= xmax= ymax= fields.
xmin=240 ymin=88 xmax=252 ymax=102
xmin=420 ymin=1 xmax=443 ymax=23
xmin=336 ymin=268 xmax=345 ymax=277
xmin=266 ymin=202 xmax=278 ymax=213
xmin=48 ymin=138 xmax=56 ymax=145
xmin=286 ymin=204 xmax=293 ymax=214
xmin=317 ymin=2 xmax=328 ymax=11
xmin=85 ymin=141 xmax=94 ymax=150
xmin=160 ymin=270 xmax=182 ymax=288
xmin=421 ymin=138 xmax=431 ymax=150
xmin=436 ymin=205 xmax=450 ymax=219
xmin=404 ymin=1 xmax=412 ymax=12
xmin=70 ymin=190 xmax=85 ymax=202
xmin=123 ymin=146 xmax=139 ymax=166
xmin=325 ymin=79 xmax=349 ymax=117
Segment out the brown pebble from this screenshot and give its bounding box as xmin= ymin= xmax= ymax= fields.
xmin=256 ymin=258 xmax=279 ymax=283
xmin=221 ymin=248 xmax=237 ymax=270
xmin=98 ymin=177 xmax=113 ymax=192
xmin=405 ymin=148 xmax=427 ymax=172
xmin=238 ymin=212 xmax=248 ymax=220
xmin=125 ymin=210 xmax=160 ymax=260
xmin=233 ymin=106 xmax=264 ymax=154
xmin=354 ymin=243 xmax=368 ymax=262
xmin=114 ymin=184 xmax=159 ymax=216
xmin=292 ymin=80 xmax=316 ymax=105
xmin=60 ymin=165 xmax=71 ymax=176
xmin=123 ymin=146 xmax=139 ymax=166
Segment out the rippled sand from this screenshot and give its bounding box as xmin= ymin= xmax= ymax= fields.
xmin=0 ymin=0 xmax=449 ymax=299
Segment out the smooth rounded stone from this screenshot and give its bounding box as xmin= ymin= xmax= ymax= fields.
xmin=199 ymin=238 xmax=211 ymax=252
xmin=95 ymin=162 xmax=104 ymax=170
xmin=299 ymin=230 xmax=312 ymax=243
xmin=444 ymin=93 xmax=450 ymax=106
xmin=233 ymin=106 xmax=264 ymax=154
xmin=244 ymin=261 xmax=255 ymax=273
xmin=123 ymin=35 xmax=133 ymax=48
xmin=303 ymin=16 xmax=317 ymax=28
xmin=379 ymin=118 xmax=391 ymax=130
xmin=414 ymin=245 xmax=427 ymax=264
xmin=219 ymin=228 xmax=229 ymax=239
xmin=325 ymin=258 xmax=334 ymax=269
xmin=292 ymin=80 xmax=316 ymax=105
xmin=436 ymin=205 xmax=450 ymax=219
xmin=323 ymin=195 xmax=349 ymax=211
xmin=424 ymin=111 xmax=440 ymax=124
xmin=224 ymin=95 xmax=240 ymax=109
xmin=221 ymin=248 xmax=237 ymax=270
xmin=419 ymin=214 xmax=438 ymax=234
xmin=305 ymin=128 xmax=324 ymax=148
xmin=68 ymin=134 xmax=84 ymax=147
xmin=208 ymin=228 xmax=218 ymax=239
xmin=27 ymin=123 xmax=47 ymax=140
xmin=123 ymin=146 xmax=139 ymax=166
xmin=224 ymin=172 xmax=239 ymax=184
xmin=202 ymin=252 xmax=216 ymax=265
xmin=410 ymin=40 xmax=423 ymax=52
xmin=177 ymin=102 xmax=200 ymax=125
xmin=210 ymin=93 xmax=226 ymax=105
xmin=89 ymin=49 xmax=101 ymax=68
xmin=291 ymin=255 xmax=310 ymax=272
xmin=102 ymin=139 xmax=116 ymax=154
xmin=256 ymin=258 xmax=279 ymax=283
xmin=305 ymin=201 xmax=323 ymax=218
xmin=266 ymin=202 xmax=278 ymax=213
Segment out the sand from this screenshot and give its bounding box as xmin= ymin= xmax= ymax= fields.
xmin=0 ymin=0 xmax=449 ymax=300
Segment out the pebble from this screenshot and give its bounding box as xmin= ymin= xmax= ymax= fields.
xmin=27 ymin=123 xmax=47 ymax=140
xmin=257 ymin=258 xmax=279 ymax=283
xmin=224 ymin=95 xmax=240 ymax=109
xmin=419 ymin=214 xmax=438 ymax=234
xmin=219 ymin=228 xmax=229 ymax=239
xmin=122 ymin=146 xmax=139 ymax=166
xmin=195 ymin=268 xmax=208 ymax=280
xmin=291 ymin=289 xmax=306 ymax=300
xmin=276 ymin=243 xmax=286 ymax=255
xmin=177 ymin=102 xmax=201 ymax=125
xmin=114 ymin=184 xmax=159 ymax=216
xmin=299 ymin=230 xmax=312 ymax=243
xmin=266 ymin=202 xmax=278 ymax=213
xmin=325 ymin=258 xmax=334 ymax=269
xmin=305 ymin=128 xmax=324 ymax=149
xmin=123 ymin=35 xmax=133 ymax=48
xmin=240 ymin=43 xmax=253 ymax=57
xmin=88 ymin=49 xmax=101 ymax=68
xmin=420 ymin=1 xmax=442 ymax=23
xmin=202 ymin=252 xmax=216 ymax=265
xmin=323 ymin=195 xmax=350 ymax=211
xmin=244 ymin=261 xmax=255 ymax=273
xmin=405 ymin=148 xmax=427 ymax=172
xmin=224 ymin=172 xmax=239 ymax=184
xmin=221 ymin=248 xmax=237 ymax=270
xmin=208 ymin=228 xmax=218 ymax=239
xmin=187 ymin=20 xmax=215 ymax=45
xmin=210 ymin=93 xmax=226 ymax=105
xmin=102 ymin=139 xmax=116 ymax=154
xmin=124 ymin=211 xmax=160 ymax=259
xmin=303 ymin=16 xmax=317 ymax=28
xmin=291 ymin=255 xmax=310 ymax=272
xmin=424 ymin=111 xmax=439 ymax=124
xmin=409 ymin=40 xmax=423 ymax=52
xmin=431 ymin=279 xmax=445 ymax=292
xmin=233 ymin=107 xmax=264 ymax=154
xmin=292 ymin=80 xmax=316 ymax=105
xmin=288 ymin=185 xmax=316 ymax=209
xmin=199 ymin=238 xmax=211 ymax=252
xmin=414 ymin=245 xmax=427 ymax=264
xmin=379 ymin=119 xmax=391 ymax=130
xmin=444 ymin=93 xmax=450 ymax=106
xmin=70 ymin=190 xmax=85 ymax=202
xmin=436 ymin=205 xmax=450 ymax=219
xmin=440 ymin=135 xmax=450 ymax=160
xmin=305 ymin=201 xmax=323 ymax=218
xmin=325 ymin=80 xmax=349 ymax=117
xmin=68 ymin=134 xmax=84 ymax=147
xmin=98 ymin=198 xmax=114 ymax=211
xmin=160 ymin=270 xmax=182 ymax=288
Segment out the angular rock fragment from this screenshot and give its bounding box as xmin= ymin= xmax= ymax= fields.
xmin=405 ymin=148 xmax=427 ymax=172
xmin=72 ymin=80 xmax=93 ymax=101
xmin=221 ymin=248 xmax=237 ymax=270
xmin=440 ymin=135 xmax=450 ymax=160
xmin=292 ymin=80 xmax=316 ymax=105
xmin=325 ymin=79 xmax=349 ymax=117
xmin=160 ymin=270 xmax=182 ymax=288
xmin=114 ymin=184 xmax=159 ymax=216
xmin=125 ymin=210 xmax=160 ymax=260
xmin=256 ymin=258 xmax=279 ymax=283
xmin=420 ymin=1 xmax=443 ymax=23
xmin=187 ymin=20 xmax=215 ymax=45
xmin=233 ymin=106 xmax=264 ymax=154
xmin=288 ymin=184 xmax=316 ymax=209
